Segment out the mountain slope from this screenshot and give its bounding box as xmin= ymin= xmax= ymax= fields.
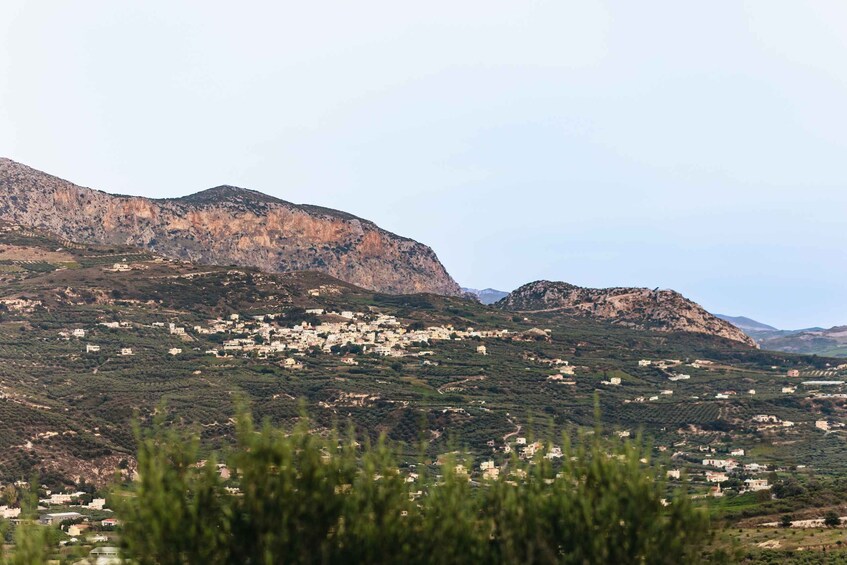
xmin=0 ymin=158 xmax=461 ymax=296
xmin=1 ymin=222 xmax=839 ymax=486
xmin=497 ymin=280 xmax=756 ymax=347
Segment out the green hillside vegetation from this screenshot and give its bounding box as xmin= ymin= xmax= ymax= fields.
xmin=2 ymin=225 xmax=847 ymax=561
xmin=2 ymin=408 xmax=710 ymax=564
xmin=0 ymin=225 xmax=842 ymax=480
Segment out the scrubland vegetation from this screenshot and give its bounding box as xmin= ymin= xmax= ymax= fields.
xmin=3 ymin=409 xmax=709 ymax=564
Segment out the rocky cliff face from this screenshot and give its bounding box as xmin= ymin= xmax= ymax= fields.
xmin=0 ymin=159 xmax=461 ymax=295
xmin=498 ymin=280 xmax=757 ymax=347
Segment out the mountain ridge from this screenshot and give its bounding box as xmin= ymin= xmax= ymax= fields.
xmin=497 ymin=280 xmax=757 ymax=346
xmin=715 ymin=314 xmax=779 ymax=333
xmin=715 ymin=313 xmax=847 ymax=356
xmin=0 ymin=158 xmax=461 ymax=295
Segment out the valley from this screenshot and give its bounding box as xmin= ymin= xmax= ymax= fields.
xmin=2 ymin=224 xmax=846 ymax=500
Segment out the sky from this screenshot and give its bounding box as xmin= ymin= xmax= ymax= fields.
xmin=1 ymin=2 xmax=846 ymax=329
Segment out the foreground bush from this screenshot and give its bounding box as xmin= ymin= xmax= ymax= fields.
xmin=114 ymin=411 xmax=708 ymax=564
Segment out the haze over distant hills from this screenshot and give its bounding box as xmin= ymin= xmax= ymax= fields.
xmin=718 ymin=314 xmax=847 ymax=358
xmin=461 ymin=287 xmax=509 ymax=305
xmin=0 ymin=158 xmax=462 ymax=296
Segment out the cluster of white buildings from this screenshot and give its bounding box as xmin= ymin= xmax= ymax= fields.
xmin=194 ymin=310 xmax=512 ymax=360
xmin=38 ymin=491 xmax=107 ymax=510
xmin=0 ymin=297 xmax=42 ymax=313
xmin=443 ymin=438 xmax=566 ymax=482
xmin=53 ymin=307 xmax=514 ymax=366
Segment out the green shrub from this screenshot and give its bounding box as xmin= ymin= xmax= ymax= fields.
xmin=109 ymin=407 xmax=709 ymax=564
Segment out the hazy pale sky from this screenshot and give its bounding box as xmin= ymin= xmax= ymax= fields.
xmin=1 ymin=1 xmax=846 ymax=329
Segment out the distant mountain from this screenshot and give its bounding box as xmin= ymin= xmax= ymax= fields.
xmin=461 ymin=287 xmax=509 ymax=305
xmin=496 ymin=280 xmax=756 ymax=346
xmin=716 ymin=313 xmax=847 ymax=357
xmin=715 ymin=314 xmax=778 ymax=333
xmin=755 ymin=326 xmax=847 ymax=358
xmin=0 ymin=158 xmax=462 ymax=296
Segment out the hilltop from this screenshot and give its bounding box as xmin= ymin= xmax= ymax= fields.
xmin=498 ymin=280 xmax=757 ymax=347
xmin=0 ymin=158 xmax=461 ymax=296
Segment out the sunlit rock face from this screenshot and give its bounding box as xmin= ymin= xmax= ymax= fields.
xmin=0 ymin=158 xmax=462 ymax=296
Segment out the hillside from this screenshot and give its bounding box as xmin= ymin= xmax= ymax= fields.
xmin=4 ymin=223 xmax=839 ymax=486
xmin=498 ymin=280 xmax=757 ymax=347
xmin=0 ymin=158 xmax=461 ymax=296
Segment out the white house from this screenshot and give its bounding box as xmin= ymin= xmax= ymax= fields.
xmin=705 ymin=471 xmax=728 ymax=483
xmin=373 ymin=345 xmax=392 ymax=356
xmin=482 ymin=467 xmax=500 ymax=481
xmin=283 ymin=358 xmax=303 ymax=369
xmin=86 ymin=344 xmax=101 ymax=353
xmin=702 ymin=459 xmax=736 ymax=470
xmin=745 ymin=479 xmax=770 ymax=492
xmin=40 ymin=512 xmax=83 ymax=525
xmin=545 ymin=447 xmax=563 ymax=459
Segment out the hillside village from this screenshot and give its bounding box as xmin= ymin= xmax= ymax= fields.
xmin=61 ymin=306 xmax=515 ymax=366
xmin=195 ymin=309 xmax=512 ymax=360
